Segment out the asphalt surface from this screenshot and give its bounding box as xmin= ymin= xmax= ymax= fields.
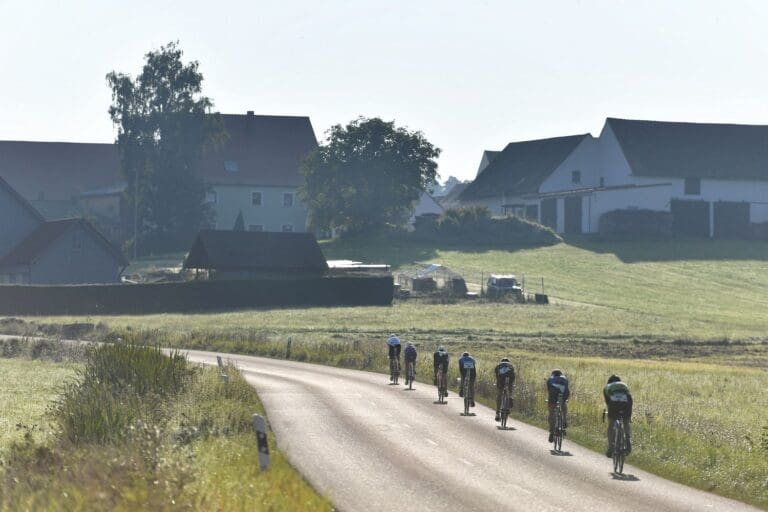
xmin=184 ymin=350 xmax=758 ymax=512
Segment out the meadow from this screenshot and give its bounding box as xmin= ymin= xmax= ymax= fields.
xmin=0 ymin=342 xmax=331 ymax=511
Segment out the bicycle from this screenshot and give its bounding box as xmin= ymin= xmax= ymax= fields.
xmin=552 ymin=393 xmax=565 ymax=452
xmin=389 ymin=357 xmax=400 ymax=385
xmin=405 ymin=360 xmax=415 ymax=390
xmin=460 ymin=368 xmax=475 ymax=416
xmin=499 ymin=376 xmax=512 ymax=429
xmin=612 ymin=411 xmax=628 ymax=474
xmin=435 ymin=363 xmax=448 ymax=404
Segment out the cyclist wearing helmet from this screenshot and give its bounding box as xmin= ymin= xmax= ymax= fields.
xmin=494 ymin=357 xmax=516 ymax=421
xmin=546 ymin=369 xmax=570 ymax=443
xmin=387 ymin=334 xmax=401 ymax=382
xmin=458 ymin=351 xmax=477 ymax=407
xmin=604 ymin=374 xmax=633 ymax=457
xmin=433 ymin=346 xmax=449 ymax=396
xmin=403 ymin=341 xmax=417 ymax=385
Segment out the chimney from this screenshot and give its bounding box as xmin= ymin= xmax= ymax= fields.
xmin=246 ymin=110 xmax=254 ymax=116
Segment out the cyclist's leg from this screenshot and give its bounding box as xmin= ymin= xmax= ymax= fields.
xmin=495 ymin=386 xmax=502 ymax=412
xmin=459 ymin=375 xmax=465 ymax=397
xmin=469 ymin=376 xmax=476 ymax=406
xmin=606 ymin=406 xmax=616 ymax=456
xmin=562 ymin=401 xmax=568 ymax=429
xmin=623 ymin=411 xmax=632 ymax=453
xmin=547 ymin=402 xmax=555 ymax=441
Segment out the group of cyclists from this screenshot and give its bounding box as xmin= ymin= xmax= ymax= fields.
xmin=386 ymin=333 xmax=634 ymax=458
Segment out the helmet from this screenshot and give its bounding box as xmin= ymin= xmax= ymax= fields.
xmin=389 ymin=333 xmax=397 ymax=338
xmin=462 ymin=352 xmax=469 ymax=357
xmin=406 ymin=341 xmax=414 ymax=346
xmin=607 ymin=374 xmax=621 ymax=384
xmin=500 ymin=357 xmax=510 ymax=362
xmin=437 ymin=345 xmax=446 ymax=352
xmin=551 ymin=369 xmax=563 ymax=377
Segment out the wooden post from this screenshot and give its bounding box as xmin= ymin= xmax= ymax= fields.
xmin=217 ymin=355 xmax=228 ymax=384
xmin=541 ymin=277 xmax=545 ymax=295
xmin=252 ymin=414 xmax=270 ymax=470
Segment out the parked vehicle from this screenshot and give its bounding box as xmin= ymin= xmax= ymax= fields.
xmin=486 ymin=274 xmax=523 ymax=300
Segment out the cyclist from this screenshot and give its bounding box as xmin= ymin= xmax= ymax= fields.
xmin=458 ymin=351 xmax=476 ymax=407
xmin=433 ymin=345 xmax=449 ymax=396
xmin=604 ymin=374 xmax=633 ymax=457
xmin=403 ymin=341 xmax=417 ymax=384
xmin=546 ymin=369 xmax=570 ymax=443
xmin=494 ymin=357 xmax=516 ymax=421
xmin=387 ymin=334 xmax=401 ymax=382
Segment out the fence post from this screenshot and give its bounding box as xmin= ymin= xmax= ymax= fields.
xmin=252 ymin=414 xmax=270 ymax=471
xmin=480 ymin=271 xmax=484 ymax=296
xmin=216 ymin=355 xmax=228 ymax=385
xmin=286 ymin=337 xmax=292 ymax=359
xmin=541 ymin=277 xmax=545 ymax=295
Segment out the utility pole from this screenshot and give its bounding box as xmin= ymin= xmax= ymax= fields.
xmin=133 ymin=167 xmax=139 ymax=260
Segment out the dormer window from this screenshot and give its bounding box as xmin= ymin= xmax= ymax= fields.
xmin=224 ymin=160 xmax=239 ymax=173
xmin=571 ymin=170 xmax=581 ymax=184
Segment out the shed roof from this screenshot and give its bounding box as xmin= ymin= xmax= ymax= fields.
xmin=607 ymin=118 xmax=768 ymax=181
xmin=0 ymin=218 xmax=127 ymax=268
xmin=183 ymin=230 xmax=328 ymax=272
xmin=459 ymin=134 xmax=589 ymax=200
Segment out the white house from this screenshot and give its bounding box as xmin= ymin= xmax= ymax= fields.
xmin=460 ymin=118 xmax=768 ymax=238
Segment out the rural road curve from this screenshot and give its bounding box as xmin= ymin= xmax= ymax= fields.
xmin=183 ymin=350 xmax=757 ymax=512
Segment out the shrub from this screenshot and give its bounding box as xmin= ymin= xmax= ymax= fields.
xmin=599 ymin=209 xmax=672 ymax=237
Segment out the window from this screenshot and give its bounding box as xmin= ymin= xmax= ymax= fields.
xmin=571 ymin=170 xmax=581 ymax=184
xmin=282 ymin=224 xmax=294 ymax=232
xmin=684 ymin=177 xmax=701 ymax=195
xmin=248 ymin=224 xmax=263 ymax=232
xmin=251 ymin=191 xmax=262 ymax=206
xmin=224 ymin=160 xmax=239 ymax=173
xmin=283 ymin=192 xmax=294 ymax=207
xmin=206 ymin=190 xmax=217 ymax=204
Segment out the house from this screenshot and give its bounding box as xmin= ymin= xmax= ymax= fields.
xmin=459 ymin=118 xmax=768 ymax=238
xmin=409 ymin=192 xmax=445 ymax=229
xmin=0 ymin=176 xmax=45 ymax=258
xmin=0 ymin=112 xmax=318 ymax=243
xmin=0 ymin=217 xmax=127 ymax=285
xmin=183 ymin=230 xmax=328 ymax=280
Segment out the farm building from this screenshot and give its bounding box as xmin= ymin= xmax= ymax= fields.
xmin=459 ymin=118 xmax=768 ymax=238
xmin=183 ymin=230 xmax=328 ymax=280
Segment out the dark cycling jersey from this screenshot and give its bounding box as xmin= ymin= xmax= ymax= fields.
xmin=547 ymin=374 xmax=570 ymax=402
xmin=494 ymin=362 xmax=516 ymax=388
xmin=387 ymin=336 xmax=401 ymax=359
xmin=404 ymin=344 xmax=417 ymax=363
xmin=458 ymin=354 xmax=476 ymax=379
xmin=604 ymin=381 xmax=633 ymax=419
xmin=433 ymin=350 xmax=449 ymax=372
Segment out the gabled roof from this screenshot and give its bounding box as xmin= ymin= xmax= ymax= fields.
xmin=183 ymin=230 xmax=328 ymax=273
xmin=607 ymin=118 xmax=768 ymax=181
xmin=0 ymin=218 xmax=127 ymax=268
xmin=0 ymin=176 xmax=46 ymax=222
xmin=459 ymin=134 xmax=590 ymax=200
xmin=198 ymin=114 xmax=317 ymax=187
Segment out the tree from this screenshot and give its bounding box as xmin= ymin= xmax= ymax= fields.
xmin=106 ymin=41 xmax=225 ymax=257
xmin=233 ymin=211 xmax=245 ymax=231
xmin=299 ymin=117 xmax=440 ymax=235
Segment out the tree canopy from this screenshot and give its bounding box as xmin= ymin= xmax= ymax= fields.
xmin=106 ymin=41 xmax=224 ymax=255
xmin=299 ymin=117 xmax=440 ymax=234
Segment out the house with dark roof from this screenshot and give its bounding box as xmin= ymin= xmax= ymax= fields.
xmin=183 ymin=230 xmax=328 ymax=280
xmin=0 ymin=177 xmax=45 ymax=259
xmin=460 ymin=118 xmax=768 ymax=237
xmin=0 ymin=112 xmax=318 ymax=243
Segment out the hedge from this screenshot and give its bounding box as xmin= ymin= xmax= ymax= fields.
xmin=599 ymin=209 xmax=672 ymax=237
xmin=0 ymin=275 xmax=393 ymax=315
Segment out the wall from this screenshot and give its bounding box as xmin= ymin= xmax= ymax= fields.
xmin=30 ymin=224 xmax=121 ymax=284
xmin=0 ymin=186 xmax=42 ymax=258
xmin=0 ymin=275 xmax=394 ymax=315
xmin=210 ymin=184 xmax=308 ymax=232
xmin=539 ymin=136 xmax=601 ymax=193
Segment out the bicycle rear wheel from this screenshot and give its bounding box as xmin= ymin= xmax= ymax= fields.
xmin=553 ymin=407 xmax=563 ymax=451
xmin=500 ymin=390 xmax=509 ymax=428
xmin=613 ymin=420 xmax=625 ymax=474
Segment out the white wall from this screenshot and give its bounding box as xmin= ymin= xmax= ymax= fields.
xmin=539 ymin=136 xmax=601 ymax=193
xmin=597 ymin=124 xmax=636 ymax=187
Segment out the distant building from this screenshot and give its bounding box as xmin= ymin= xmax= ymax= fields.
xmin=0 ymin=112 xmax=318 ymax=243
xmin=459 ymin=118 xmax=768 ymax=237
xmin=409 ymin=192 xmax=445 ymax=229
xmin=0 ymin=177 xmax=126 ymax=284
xmin=183 ymin=230 xmax=328 ymax=280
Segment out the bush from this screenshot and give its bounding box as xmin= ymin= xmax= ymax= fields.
xmin=415 ymin=207 xmax=561 ymax=246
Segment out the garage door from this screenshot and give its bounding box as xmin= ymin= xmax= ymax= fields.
xmin=671 ymin=199 xmax=710 ymax=237
xmin=540 ymin=199 xmax=557 ymax=230
xmin=564 ymin=196 xmax=583 ymax=234
xmin=714 ymin=201 xmax=750 ymax=239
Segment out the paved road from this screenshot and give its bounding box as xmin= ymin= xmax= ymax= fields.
xmin=184 ymin=350 xmax=757 ymax=512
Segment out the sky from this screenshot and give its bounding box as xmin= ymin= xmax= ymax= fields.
xmin=2 ymin=0 xmax=768 ymax=182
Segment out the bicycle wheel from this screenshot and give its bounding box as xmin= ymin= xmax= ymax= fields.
xmin=463 ymin=380 xmax=470 ymax=415
xmin=500 ymin=389 xmax=509 ymax=428
xmin=408 ymin=363 xmax=414 ymax=389
xmin=613 ymin=420 xmax=625 ymax=474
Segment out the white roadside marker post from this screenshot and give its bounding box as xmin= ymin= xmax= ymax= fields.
xmin=216 ymin=355 xmax=229 ymax=385
xmin=252 ymin=414 xmax=270 ymax=471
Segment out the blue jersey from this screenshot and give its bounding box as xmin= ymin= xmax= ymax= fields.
xmin=387 ymin=336 xmax=401 ymax=359
xmin=547 ymin=375 xmax=570 ymax=402
xmin=458 ymin=354 xmax=476 ymax=378
xmin=404 ymin=344 xmax=417 ymax=362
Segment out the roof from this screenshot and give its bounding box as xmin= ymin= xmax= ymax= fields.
xmin=183 ymin=230 xmax=328 ymax=272
xmin=0 ymin=141 xmax=121 ymax=201
xmin=459 ymin=134 xmax=590 ymax=200
xmin=0 ymin=176 xmax=45 ymax=222
xmin=0 ymin=113 xmax=318 ymax=202
xmin=0 ymin=218 xmax=127 ymax=268
xmin=198 ymin=114 xmax=317 ymax=187
xmin=476 ymin=150 xmax=501 ymax=176
xmin=607 ymin=118 xmax=768 ymax=181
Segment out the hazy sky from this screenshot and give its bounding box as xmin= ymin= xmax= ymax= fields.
xmin=2 ymin=0 xmax=767 ymax=181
